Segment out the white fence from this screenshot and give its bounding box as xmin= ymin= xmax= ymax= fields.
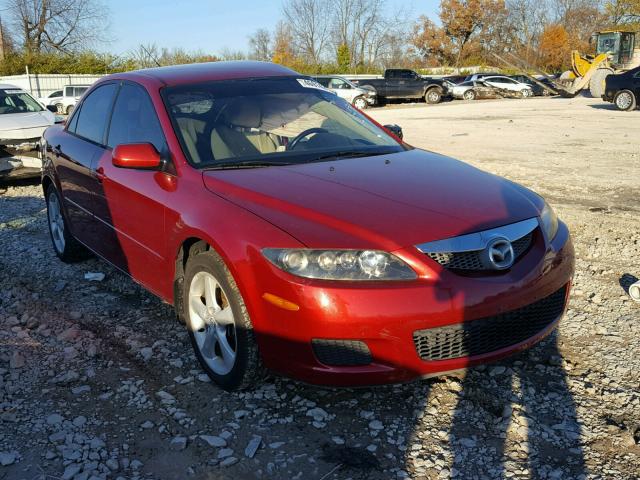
xmin=0 ymin=73 xmax=104 ymax=98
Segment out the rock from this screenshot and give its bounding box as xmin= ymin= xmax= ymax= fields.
xmin=84 ymin=272 xmax=105 ymax=282
xmin=61 ymin=463 xmax=82 ymax=480
xmin=244 ymin=435 xmax=262 ymax=458
xmin=106 ymin=458 xmax=119 ymax=470
xmin=489 ymin=366 xmax=506 ymax=376
xmin=220 ymin=456 xmax=238 ymax=467
xmin=57 ymin=327 xmax=81 ymax=342
xmin=234 ymin=409 xmax=249 ymax=420
xmin=156 ymin=390 xmax=176 ymax=404
xmin=139 ymin=347 xmax=153 ymax=361
xmin=196 ymin=373 xmax=211 ymax=383
xmin=46 ymin=413 xmax=64 ymax=425
xmin=72 ymin=416 xmax=87 ymax=427
xmin=170 ymin=436 xmax=187 ymax=451
xmin=331 ymin=436 xmax=345 ymax=445
xmin=89 ymin=438 xmax=105 ymax=450
xmin=369 ymin=420 xmax=384 ymax=431
xmin=71 ymin=385 xmax=91 ymax=395
xmin=269 ymin=442 xmax=285 ymax=449
xmin=0 ymin=452 xmax=16 ymax=466
xmin=200 ymin=435 xmax=227 ymax=448
xmin=306 ymin=407 xmax=329 ymax=422
xmin=218 ymin=448 xmax=234 ymax=459
xmin=9 ymin=351 xmax=25 ymax=369
xmin=69 ymin=311 xmax=83 ymax=320
xmin=140 ymin=420 xmax=154 ymax=429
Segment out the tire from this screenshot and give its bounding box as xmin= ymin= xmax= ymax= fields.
xmin=66 ymin=105 xmax=74 ymax=115
xmin=463 ymin=90 xmax=476 ymax=101
xmin=54 ymin=103 xmax=63 ymax=114
xmin=183 ymin=248 xmax=264 ymax=391
xmin=589 ymin=68 xmax=613 ymax=99
xmin=425 ymin=88 xmax=442 ymax=104
xmin=45 ymin=184 xmax=89 ymax=263
xmin=614 ymin=90 xmax=637 ymax=111
xmin=352 ymin=96 xmax=368 ymax=110
xmin=521 ymin=89 xmax=533 ymax=98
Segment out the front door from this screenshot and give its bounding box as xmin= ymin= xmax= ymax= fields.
xmin=92 ymin=82 xmax=171 ymax=296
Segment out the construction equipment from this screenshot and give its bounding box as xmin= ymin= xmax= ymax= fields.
xmin=494 ymin=30 xmax=640 ymax=98
xmin=559 ymin=30 xmax=640 ymax=98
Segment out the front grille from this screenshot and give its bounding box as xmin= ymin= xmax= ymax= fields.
xmin=413 ymin=286 xmax=567 ymax=361
xmin=312 ymin=339 xmax=372 ymax=366
xmin=426 ymin=232 xmax=533 ymax=271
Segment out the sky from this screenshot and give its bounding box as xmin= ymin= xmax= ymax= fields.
xmin=104 ymin=0 xmax=440 ymax=56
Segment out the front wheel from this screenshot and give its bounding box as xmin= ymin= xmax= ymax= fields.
xmin=183 ymin=249 xmax=264 ymax=391
xmin=425 ymin=88 xmax=442 ymax=104
xmin=352 ymin=96 xmax=368 ymax=110
xmin=66 ymin=105 xmax=74 ymax=115
xmin=521 ymin=89 xmax=532 ymax=98
xmin=614 ymin=90 xmax=637 ymax=111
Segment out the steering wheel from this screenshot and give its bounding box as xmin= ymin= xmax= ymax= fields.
xmin=287 ymin=128 xmax=329 ymax=151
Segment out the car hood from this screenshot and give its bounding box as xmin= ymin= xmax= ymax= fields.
xmin=0 ymin=111 xmax=55 ymax=140
xmin=202 ymin=149 xmax=542 ymax=250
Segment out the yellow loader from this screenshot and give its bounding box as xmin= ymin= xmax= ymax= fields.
xmin=559 ymin=30 xmax=640 ymax=97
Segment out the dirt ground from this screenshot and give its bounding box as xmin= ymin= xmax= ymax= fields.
xmin=1 ymin=95 xmax=639 ymax=480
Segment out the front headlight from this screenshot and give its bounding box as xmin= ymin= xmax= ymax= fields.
xmin=262 ymin=249 xmax=417 ymax=281
xmin=540 ymin=201 xmax=559 ymax=240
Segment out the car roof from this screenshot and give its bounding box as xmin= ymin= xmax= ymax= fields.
xmin=106 ymin=61 xmax=299 ymax=88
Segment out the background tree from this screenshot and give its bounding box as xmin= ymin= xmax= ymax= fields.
xmin=336 ymin=43 xmax=351 ymax=70
xmin=7 ymin=0 xmax=108 ymax=55
xmin=248 ymin=28 xmax=272 ymax=61
xmin=539 ymin=23 xmax=570 ymax=70
xmin=282 ymin=0 xmax=329 ymax=65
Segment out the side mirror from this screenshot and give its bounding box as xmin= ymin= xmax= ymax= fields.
xmin=46 ymin=105 xmax=58 ymax=113
xmin=384 ymin=124 xmax=403 ymax=140
xmin=112 ymin=143 xmax=161 ymax=169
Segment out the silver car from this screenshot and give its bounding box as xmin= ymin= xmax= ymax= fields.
xmin=313 ymin=75 xmax=377 ymax=109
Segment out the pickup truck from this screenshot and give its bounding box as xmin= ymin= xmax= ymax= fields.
xmin=353 ymin=69 xmax=450 ymax=104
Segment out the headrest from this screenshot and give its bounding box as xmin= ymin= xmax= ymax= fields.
xmin=223 ymin=97 xmax=261 ymax=129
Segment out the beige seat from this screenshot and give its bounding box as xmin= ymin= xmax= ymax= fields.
xmin=211 ymin=98 xmax=277 ymax=159
xmin=176 ymin=117 xmax=207 ymax=164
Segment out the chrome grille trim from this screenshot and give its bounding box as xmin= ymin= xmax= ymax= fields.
xmin=415 ymin=217 xmax=539 ymax=254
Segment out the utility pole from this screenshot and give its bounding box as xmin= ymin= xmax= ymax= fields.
xmin=0 ymin=17 xmax=5 ymax=62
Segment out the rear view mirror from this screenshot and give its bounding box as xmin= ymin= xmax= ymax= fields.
xmin=112 ymin=143 xmax=161 ymax=169
xmin=384 ymin=124 xmax=404 ymax=140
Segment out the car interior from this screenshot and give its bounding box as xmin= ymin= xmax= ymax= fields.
xmin=169 ymin=91 xmax=389 ymax=165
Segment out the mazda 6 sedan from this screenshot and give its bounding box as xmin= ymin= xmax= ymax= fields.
xmin=41 ymin=62 xmax=574 ymax=391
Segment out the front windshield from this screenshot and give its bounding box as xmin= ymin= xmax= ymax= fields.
xmin=0 ymin=88 xmax=44 ymax=114
xmin=163 ymin=77 xmax=404 ymax=168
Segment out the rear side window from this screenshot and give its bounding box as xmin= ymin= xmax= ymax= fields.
xmin=315 ymin=78 xmax=330 ymax=87
xmin=107 ymin=83 xmax=165 ymax=152
xmin=74 ymin=87 xmax=88 ymax=97
xmin=74 ymin=83 xmax=117 ymax=144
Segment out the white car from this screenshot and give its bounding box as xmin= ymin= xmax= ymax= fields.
xmin=0 ymin=84 xmax=58 ymax=179
xmin=38 ymin=84 xmax=90 ymax=115
xmin=478 ymin=76 xmax=533 ymax=97
xmin=313 ymin=75 xmax=377 ymax=109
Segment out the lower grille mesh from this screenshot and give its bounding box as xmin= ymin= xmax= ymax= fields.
xmin=413 ymin=286 xmax=567 ymax=361
xmin=312 ymin=339 xmax=372 ymax=366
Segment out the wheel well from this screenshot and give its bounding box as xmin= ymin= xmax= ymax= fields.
xmin=42 ymin=175 xmax=53 ymax=197
xmin=173 ymin=237 xmax=211 ymax=322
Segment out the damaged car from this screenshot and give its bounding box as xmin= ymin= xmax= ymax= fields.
xmin=0 ymin=84 xmax=59 ymax=180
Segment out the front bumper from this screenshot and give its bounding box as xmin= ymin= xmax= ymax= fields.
xmin=250 ymin=222 xmax=574 ymax=386
xmin=0 ymin=141 xmax=42 ymax=179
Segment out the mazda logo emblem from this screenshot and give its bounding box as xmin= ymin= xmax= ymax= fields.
xmin=482 ymin=237 xmax=515 ymax=270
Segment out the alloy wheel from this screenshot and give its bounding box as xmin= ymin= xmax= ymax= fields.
xmin=616 ymin=91 xmax=633 ymax=110
xmin=47 ymin=191 xmax=65 ymax=253
xmin=188 ymin=271 xmax=237 ymax=375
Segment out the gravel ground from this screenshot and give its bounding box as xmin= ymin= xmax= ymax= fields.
xmin=1 ymin=95 xmax=639 ymax=480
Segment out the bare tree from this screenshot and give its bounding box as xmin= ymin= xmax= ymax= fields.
xmin=7 ymin=0 xmax=109 ymax=55
xmin=248 ymin=28 xmax=272 ymax=61
xmin=282 ymin=0 xmax=330 ymax=64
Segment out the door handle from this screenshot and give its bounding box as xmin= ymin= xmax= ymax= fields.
xmin=95 ymin=166 xmax=105 ymax=183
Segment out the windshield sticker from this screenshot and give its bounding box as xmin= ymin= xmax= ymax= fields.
xmin=297 ymin=78 xmax=331 ymax=92
xmin=3 ymin=89 xmax=25 ymax=94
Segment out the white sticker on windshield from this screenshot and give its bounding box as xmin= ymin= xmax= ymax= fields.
xmin=297 ymin=78 xmax=330 ymax=92
xmin=3 ymin=89 xmax=24 ymax=94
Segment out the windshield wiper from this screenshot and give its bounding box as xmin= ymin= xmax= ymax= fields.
xmin=204 ymin=159 xmax=295 ymax=170
xmin=309 ymin=150 xmax=392 ymax=163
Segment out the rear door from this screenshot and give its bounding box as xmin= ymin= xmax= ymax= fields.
xmin=402 ymin=71 xmax=424 ymax=98
xmin=54 ymin=83 xmax=118 ymax=247
xmin=92 ymin=81 xmax=170 ymax=294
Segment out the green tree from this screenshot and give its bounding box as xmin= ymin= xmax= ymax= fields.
xmin=336 ymin=43 xmax=351 ymax=71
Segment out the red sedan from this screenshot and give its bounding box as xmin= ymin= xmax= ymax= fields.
xmin=41 ymin=62 xmax=574 ymax=391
